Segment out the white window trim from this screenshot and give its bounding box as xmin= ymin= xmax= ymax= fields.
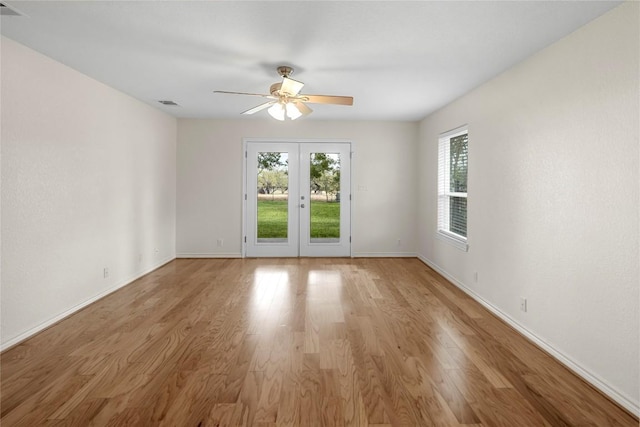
xmin=436 ymin=228 xmax=468 ymax=251
xmin=437 ymin=125 xmax=468 ymax=252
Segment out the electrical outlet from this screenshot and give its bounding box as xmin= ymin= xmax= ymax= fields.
xmin=217 ymin=239 xmax=224 ymax=247
xmin=396 ymin=239 xmax=401 ymax=247
xmin=474 ymin=272 xmax=478 ymax=283
xmin=103 ymin=267 xmax=109 ymax=278
xmin=520 ymin=297 xmax=527 ymax=312
xmin=154 ymin=248 xmax=159 ymax=255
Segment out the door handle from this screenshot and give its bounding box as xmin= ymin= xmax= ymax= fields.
xmin=300 ymin=203 xmax=305 ymax=208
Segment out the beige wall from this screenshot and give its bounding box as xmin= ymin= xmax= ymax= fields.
xmin=1 ymin=37 xmax=177 ymax=348
xmin=176 ymin=119 xmax=418 ymax=257
xmin=417 ymin=3 xmax=639 ymax=413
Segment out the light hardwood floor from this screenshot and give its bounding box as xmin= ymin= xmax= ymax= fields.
xmin=1 ymin=258 xmax=636 ymax=426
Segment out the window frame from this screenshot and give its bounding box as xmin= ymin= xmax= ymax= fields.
xmin=437 ymin=125 xmax=469 ymax=251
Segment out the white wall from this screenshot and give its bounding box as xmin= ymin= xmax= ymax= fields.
xmin=418 ymin=2 xmax=639 ymax=414
xmin=177 ymin=119 xmax=418 ymax=258
xmin=1 ymin=37 xmax=177 ymax=349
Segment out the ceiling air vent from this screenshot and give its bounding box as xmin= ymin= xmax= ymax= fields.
xmin=158 ymin=100 xmax=179 ymax=106
xmin=0 ymin=3 xmax=24 ymax=16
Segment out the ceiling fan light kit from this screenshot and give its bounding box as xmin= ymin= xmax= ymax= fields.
xmin=268 ymin=102 xmax=285 ymax=121
xmin=214 ymin=66 xmax=353 ymax=121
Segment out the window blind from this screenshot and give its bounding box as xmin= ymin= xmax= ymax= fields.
xmin=437 ymin=126 xmax=468 ymax=246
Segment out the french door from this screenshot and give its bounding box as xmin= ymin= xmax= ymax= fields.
xmin=245 ymin=141 xmax=351 ymax=257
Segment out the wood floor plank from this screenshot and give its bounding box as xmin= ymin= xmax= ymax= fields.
xmin=207 ymin=402 xmax=237 ymax=426
xmin=2 ymin=362 xmax=91 ymax=426
xmin=298 ymin=354 xmax=322 ymax=426
xmin=347 ymin=329 xmax=395 ymax=425
xmin=1 ymin=258 xmax=636 ymax=426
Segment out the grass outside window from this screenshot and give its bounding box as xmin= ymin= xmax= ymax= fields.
xmin=257 ymin=200 xmax=339 ymax=238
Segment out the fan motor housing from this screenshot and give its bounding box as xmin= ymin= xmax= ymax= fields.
xmin=270 ymin=82 xmax=282 ymax=96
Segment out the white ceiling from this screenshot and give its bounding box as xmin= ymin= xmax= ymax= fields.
xmin=1 ymin=1 xmax=622 ymax=121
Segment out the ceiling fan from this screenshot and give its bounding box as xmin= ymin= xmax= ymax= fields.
xmin=214 ymin=66 xmax=353 ymax=121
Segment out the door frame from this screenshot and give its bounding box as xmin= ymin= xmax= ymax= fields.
xmin=242 ymin=137 xmax=355 ymax=258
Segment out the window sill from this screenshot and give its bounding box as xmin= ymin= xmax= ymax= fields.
xmin=436 ymin=230 xmax=468 ymax=252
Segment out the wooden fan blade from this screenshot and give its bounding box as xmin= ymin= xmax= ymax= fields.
xmin=280 ymin=77 xmax=304 ymax=96
xmin=214 ymin=90 xmax=275 ymax=99
xmin=242 ymin=101 xmax=275 ymax=115
xmin=295 ymin=101 xmax=313 ymax=116
xmin=302 ymin=95 xmax=353 ymax=106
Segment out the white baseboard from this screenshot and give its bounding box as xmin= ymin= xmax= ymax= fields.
xmin=416 ymin=254 xmax=639 ymax=417
xmin=178 ymin=252 xmax=417 ymax=259
xmin=0 ymin=256 xmax=176 ymax=352
xmin=178 ymin=252 xmax=412 ymax=259
xmin=176 ymin=252 xmax=242 ymax=258
xmin=352 ymin=251 xmax=416 ymax=258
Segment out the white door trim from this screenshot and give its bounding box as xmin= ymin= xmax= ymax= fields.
xmin=242 ymin=137 xmax=354 ymax=258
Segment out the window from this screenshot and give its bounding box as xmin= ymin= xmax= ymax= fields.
xmin=437 ymin=125 xmax=468 ymax=250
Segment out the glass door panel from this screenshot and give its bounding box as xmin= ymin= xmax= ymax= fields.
xmin=300 ymin=144 xmax=351 ymax=257
xmin=246 ymin=143 xmax=299 ymax=257
xmin=309 ymin=152 xmax=341 ymax=243
xmin=257 ymin=151 xmax=289 ymax=243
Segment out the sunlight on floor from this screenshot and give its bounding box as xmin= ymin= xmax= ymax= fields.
xmin=251 ymin=268 xmax=291 ymax=310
